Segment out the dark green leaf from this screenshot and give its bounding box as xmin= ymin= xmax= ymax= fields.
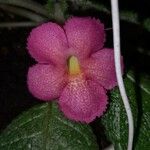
xmin=79 ymin=0 xmax=149 ymax=31
xmin=0 ymin=102 xmax=98 ymax=150
xmin=101 ymin=71 xmax=150 ymax=149
xmin=143 ymin=18 xmax=150 ymax=32
xmin=0 ymin=0 xmax=49 ymax=17
xmin=46 ymin=0 xmax=68 ymax=23
xmin=120 ymin=11 xmax=139 ymax=24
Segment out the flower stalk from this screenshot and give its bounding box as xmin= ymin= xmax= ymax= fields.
xmin=110 ymin=0 xmax=134 ymax=150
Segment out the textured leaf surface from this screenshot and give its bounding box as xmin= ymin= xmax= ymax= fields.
xmin=101 ymin=72 xmax=150 ymax=150
xmin=0 ymin=102 xmax=98 ymax=150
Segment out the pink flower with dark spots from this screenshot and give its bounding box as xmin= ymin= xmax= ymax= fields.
xmin=27 ymin=17 xmax=123 ymax=123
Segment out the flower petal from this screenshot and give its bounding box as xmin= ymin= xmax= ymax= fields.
xmin=27 ymin=22 xmax=68 ymax=65
xmin=59 ymin=75 xmax=108 ymax=123
xmin=27 ymin=64 xmax=66 ymax=100
xmin=64 ymin=17 xmax=105 ymax=59
xmin=82 ymin=48 xmax=123 ymax=89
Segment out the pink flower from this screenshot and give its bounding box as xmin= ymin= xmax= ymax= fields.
xmin=27 ymin=17 xmax=123 ymax=123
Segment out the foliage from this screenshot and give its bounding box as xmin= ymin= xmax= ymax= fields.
xmin=0 ymin=102 xmax=98 ymax=150
xmin=101 ymin=72 xmax=150 ymax=149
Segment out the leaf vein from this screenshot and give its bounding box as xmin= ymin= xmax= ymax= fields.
xmin=1 ymin=131 xmax=42 ymax=146
xmin=55 ymin=116 xmax=91 ymax=146
xmin=6 ymin=113 xmax=43 ymax=136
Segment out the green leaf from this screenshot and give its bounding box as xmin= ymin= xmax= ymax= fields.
xmin=101 ymin=71 xmax=150 ymax=149
xmin=0 ymin=102 xmax=98 ymax=150
xmin=120 ymin=11 xmax=139 ymax=24
xmin=127 ymin=72 xmax=150 ymax=150
xmin=46 ymin=0 xmax=68 ymax=23
xmin=79 ymin=0 xmax=149 ymax=31
xmin=0 ymin=0 xmax=49 ymax=17
xmin=143 ymin=18 xmax=150 ymax=32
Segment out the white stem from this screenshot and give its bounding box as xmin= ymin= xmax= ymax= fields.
xmin=110 ymin=0 xmax=134 ymax=150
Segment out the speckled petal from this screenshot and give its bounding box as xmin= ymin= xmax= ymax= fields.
xmin=59 ymin=75 xmax=108 ymax=123
xmin=27 ymin=22 xmax=68 ymax=65
xmin=64 ymin=17 xmax=105 ymax=59
xmin=27 ymin=64 xmax=66 ymax=100
xmin=83 ymin=48 xmax=123 ymax=89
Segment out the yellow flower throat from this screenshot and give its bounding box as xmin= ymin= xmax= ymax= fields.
xmin=68 ymin=56 xmax=81 ymax=75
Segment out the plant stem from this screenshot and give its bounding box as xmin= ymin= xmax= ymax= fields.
xmin=0 ymin=22 xmax=38 ymax=28
xmin=0 ymin=5 xmax=47 ymax=22
xmin=0 ymin=0 xmax=49 ymax=17
xmin=111 ymin=0 xmax=134 ymax=150
xmin=53 ymin=2 xmax=65 ymax=24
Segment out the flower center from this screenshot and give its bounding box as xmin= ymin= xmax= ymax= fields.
xmin=68 ymin=56 xmax=81 ymax=75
